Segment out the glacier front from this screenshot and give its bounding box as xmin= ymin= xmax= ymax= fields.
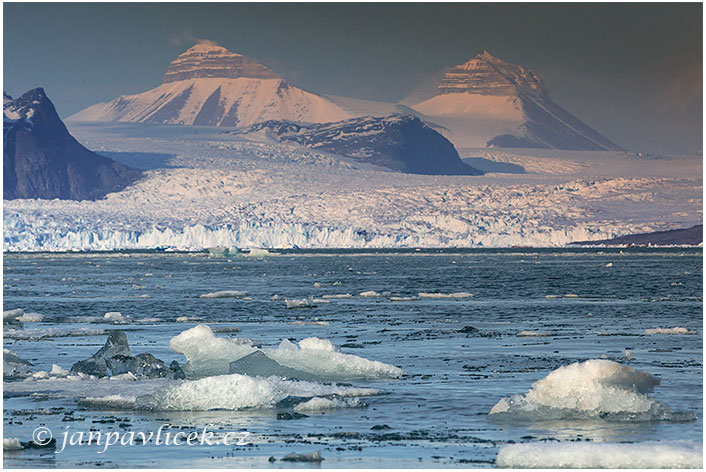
xmin=3 ymin=122 xmax=702 ymax=251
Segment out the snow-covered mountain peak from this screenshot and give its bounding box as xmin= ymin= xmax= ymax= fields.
xmin=4 ymin=88 xmax=56 ymax=125
xmin=439 ymin=52 xmax=545 ymax=97
xmin=162 ymin=41 xmax=280 ymax=83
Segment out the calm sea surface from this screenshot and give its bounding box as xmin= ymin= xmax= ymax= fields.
xmin=3 ymin=248 xmax=702 ymax=467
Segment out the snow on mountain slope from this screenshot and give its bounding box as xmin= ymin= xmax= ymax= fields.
xmin=3 ymin=122 xmax=700 ymax=251
xmin=410 ymin=52 xmax=623 ymax=151
xmin=69 ymin=43 xmax=351 ymax=127
xmin=231 ymin=114 xmax=482 ymax=175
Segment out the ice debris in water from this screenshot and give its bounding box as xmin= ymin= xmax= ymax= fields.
xmin=517 ymin=330 xmax=550 ymax=337
xmin=496 ymin=440 xmax=702 ymax=469
xmin=3 ymin=438 xmax=22 ymax=451
xmin=281 ymin=451 xmax=324 ymax=462
xmin=104 ymin=312 xmax=129 ymax=324
xmin=199 ymin=290 xmax=248 ymax=299
xmin=418 ymin=292 xmax=473 ymax=299
xmin=645 ymin=327 xmax=692 ymax=335
xmin=488 ymin=359 xmax=693 ymax=422
xmin=3 ymin=308 xmax=24 ymax=326
xmin=285 ymin=298 xmax=316 ymax=309
xmin=359 ymin=290 xmax=381 ymax=298
xmin=229 ymin=351 xmax=321 ymax=381
xmin=79 ymin=395 xmax=138 ymax=410
xmin=293 ymin=396 xmax=365 ymax=412
xmin=266 ymin=337 xmax=403 ymax=380
xmin=17 ymin=312 xmax=43 ymax=322
xmin=170 ymin=324 xmax=255 ymax=377
xmin=4 ymin=349 xmax=33 ymax=379
xmin=244 ymin=248 xmax=273 ymax=258
xmin=321 ymin=293 xmax=353 ymax=299
xmin=170 ymin=325 xmax=402 ymax=380
xmin=134 ymin=374 xmax=379 ymax=411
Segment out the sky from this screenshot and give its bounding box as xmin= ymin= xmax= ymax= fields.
xmin=3 ymin=2 xmax=702 ymax=154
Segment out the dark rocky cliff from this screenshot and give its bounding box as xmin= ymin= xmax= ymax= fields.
xmin=4 ymin=88 xmax=142 ymax=200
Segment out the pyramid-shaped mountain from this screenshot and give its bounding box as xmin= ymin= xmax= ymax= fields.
xmin=411 ymin=52 xmax=623 ymax=151
xmin=70 ymin=42 xmax=352 ymax=127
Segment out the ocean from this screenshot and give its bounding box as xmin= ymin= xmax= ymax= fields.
xmin=3 ymin=248 xmax=702 ymax=467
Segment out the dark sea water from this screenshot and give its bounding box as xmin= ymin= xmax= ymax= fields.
xmin=3 ymin=248 xmax=702 ymax=467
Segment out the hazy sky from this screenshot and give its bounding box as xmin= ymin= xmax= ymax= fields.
xmin=3 ymin=3 xmax=702 ymax=154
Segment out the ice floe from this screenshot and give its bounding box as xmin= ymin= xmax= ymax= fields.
xmin=488 ymin=359 xmax=693 ymax=422
xmin=645 ymin=327 xmax=693 ymax=335
xmin=418 ymin=292 xmax=473 ymax=299
xmin=285 ymin=298 xmax=316 ymax=309
xmin=199 ymin=290 xmax=248 ymax=299
xmin=495 ymin=440 xmax=702 ymax=468
xmin=293 ymin=396 xmax=365 ymax=412
xmin=359 ymin=290 xmax=381 ymax=298
xmin=134 ymin=374 xmax=378 ymax=411
xmin=169 ymin=325 xmax=402 ymax=380
xmin=169 ymin=324 xmax=256 ymax=377
xmin=266 ymin=337 xmax=403 ymax=380
xmin=16 ymin=312 xmax=43 ymax=323
xmin=516 ymin=330 xmax=550 ymax=337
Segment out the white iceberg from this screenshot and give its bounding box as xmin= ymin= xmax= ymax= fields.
xmin=418 ymin=292 xmax=473 ymax=299
xmin=645 ymin=327 xmax=692 ymax=335
xmin=169 ymin=324 xmax=256 ymax=377
xmin=266 ymin=337 xmax=402 ymax=380
xmin=199 ymin=290 xmax=248 ymax=299
xmin=135 ymin=373 xmax=379 ymax=411
xmin=488 ymin=359 xmax=691 ymax=422
xmin=293 ymin=396 xmax=364 ymax=412
xmin=496 ymin=440 xmax=702 ymax=469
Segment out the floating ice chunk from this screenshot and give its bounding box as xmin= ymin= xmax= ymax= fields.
xmin=321 ymin=293 xmax=353 ymax=299
xmin=169 ymin=324 xmax=255 ymax=377
xmin=17 ymin=312 xmax=43 ymax=322
xmin=4 ymin=327 xmax=107 ymax=340
xmin=488 ymin=359 xmax=691 ymax=422
xmin=199 ymin=290 xmax=248 ymax=299
xmin=3 ymin=438 xmax=22 ymax=451
xmin=229 ymin=351 xmax=320 ymax=381
xmin=313 ymin=282 xmax=322 ymax=288
xmin=418 ymin=292 xmax=473 ymax=299
xmin=293 ymin=396 xmax=364 ymax=412
xmin=281 ymin=451 xmax=323 ymax=462
xmin=104 ymin=312 xmax=129 ymax=324
xmin=244 ymin=248 xmax=273 ymax=258
xmin=390 ymin=296 xmax=416 ymax=302
xmin=3 ymin=308 xmax=23 ymax=326
xmin=544 ymin=295 xmax=559 ymax=298
xmin=564 ymin=293 xmax=579 ymax=298
xmin=645 ymin=327 xmax=692 ymax=335
xmin=359 ymin=290 xmax=381 ymax=298
xmin=290 ymin=320 xmax=329 ymax=325
xmin=50 ymin=364 xmax=70 ymax=376
xmin=285 ymin=299 xmax=315 ymax=309
xmin=176 ymin=316 xmax=190 ymax=323
xmin=495 ymin=440 xmax=702 ymax=469
xmin=4 ymin=349 xmax=33 ymax=379
xmin=517 ymin=331 xmax=550 ymax=337
xmin=134 ymin=374 xmax=379 ymax=411
xmin=310 ymin=299 xmax=331 ymax=304
xmin=605 ymin=262 xmax=614 ymax=267
xmin=79 ymin=395 xmax=137 ymax=410
xmin=298 ymin=338 xmax=335 ymax=351
xmin=266 ymin=338 xmax=402 ymax=380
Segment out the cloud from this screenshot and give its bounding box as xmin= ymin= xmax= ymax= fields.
xmin=170 ymin=30 xmax=220 ymax=48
